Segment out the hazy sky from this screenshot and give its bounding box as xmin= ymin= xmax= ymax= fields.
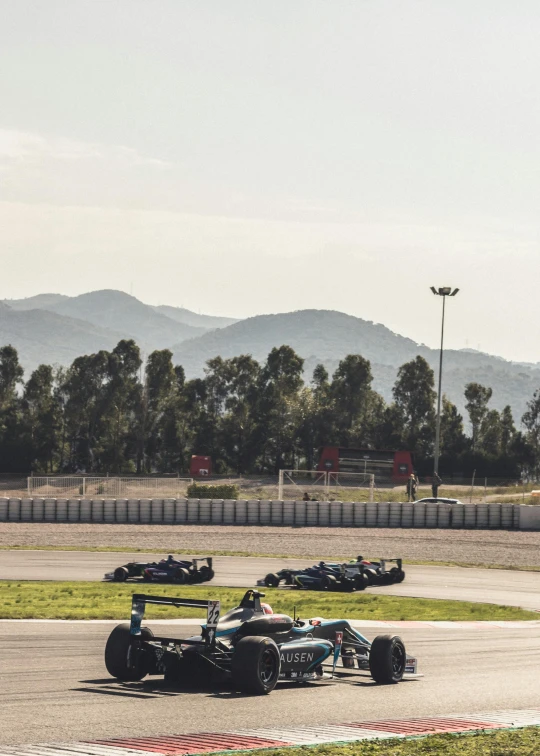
xmin=1 ymin=1 xmax=539 ymax=362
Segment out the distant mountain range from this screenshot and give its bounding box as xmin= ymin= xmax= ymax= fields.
xmin=1 ymin=290 xmax=539 ymax=421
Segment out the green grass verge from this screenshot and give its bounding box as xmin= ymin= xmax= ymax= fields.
xmin=0 ymin=581 xmax=536 ymax=620
xmin=1 ymin=545 xmax=540 ymax=573
xmin=231 ymin=727 xmax=540 ymax=756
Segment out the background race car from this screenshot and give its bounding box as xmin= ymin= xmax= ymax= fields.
xmin=105 ymin=555 xmax=214 ymax=584
xmin=261 ymin=557 xmax=405 ymax=591
xmin=262 ymin=562 xmax=364 ymax=592
xmin=349 ymin=557 xmax=405 ymax=586
xmin=104 ymin=589 xmax=420 ymax=694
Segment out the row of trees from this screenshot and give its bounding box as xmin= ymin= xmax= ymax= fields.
xmin=1 ymin=340 xmax=540 ymax=477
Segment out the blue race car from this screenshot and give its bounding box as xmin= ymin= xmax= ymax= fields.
xmin=262 ymin=561 xmax=367 ymax=591
xmin=105 ymin=555 xmax=214 ymax=584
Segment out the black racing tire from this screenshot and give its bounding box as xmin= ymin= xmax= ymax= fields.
xmin=354 ymin=573 xmax=369 ymax=591
xmin=173 ymin=567 xmax=191 ymax=584
xmin=264 ymin=573 xmax=280 ymax=588
xmin=395 ymin=570 xmax=405 ymax=583
xmin=283 ymin=571 xmax=294 ymax=585
xmin=363 ymin=568 xmax=378 ymax=586
xmin=320 ymin=574 xmax=337 ymax=591
xmin=231 ymin=636 xmax=281 ymax=694
xmin=369 ymin=634 xmax=406 ymax=684
xmin=198 ymin=566 xmax=215 ymax=582
xmin=113 ymin=567 xmax=128 ymax=582
xmin=340 ymin=578 xmax=356 ymax=593
xmin=105 ymin=623 xmax=154 ymax=681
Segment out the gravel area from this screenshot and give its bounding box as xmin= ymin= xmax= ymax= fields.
xmin=1 ymin=523 xmax=540 ymax=567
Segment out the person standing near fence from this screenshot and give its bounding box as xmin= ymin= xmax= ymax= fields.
xmin=406 ymin=474 xmax=418 ymax=502
xmin=432 ymin=472 xmax=442 ymax=498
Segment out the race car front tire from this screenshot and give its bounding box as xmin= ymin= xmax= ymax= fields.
xmin=264 ymin=573 xmax=280 ymax=588
xmin=232 ymin=636 xmax=281 ymax=694
xmin=363 ymin=568 xmax=378 ymax=586
xmin=113 ymin=567 xmax=128 ymax=582
xmin=105 ymin=623 xmax=154 ymax=681
xmin=369 ymin=634 xmax=406 ymax=684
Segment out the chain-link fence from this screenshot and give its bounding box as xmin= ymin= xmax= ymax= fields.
xmin=27 ymin=476 xmax=193 ymax=499
xmin=1 ymin=473 xmax=536 ymax=504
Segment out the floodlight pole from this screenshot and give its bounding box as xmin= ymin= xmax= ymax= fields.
xmin=433 ymin=295 xmax=446 ymax=477
xmin=431 ymin=287 xmax=459 ymax=477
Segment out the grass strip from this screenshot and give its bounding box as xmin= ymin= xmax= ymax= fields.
xmin=0 ymin=581 xmax=536 ymax=620
xmin=1 ymin=545 xmax=540 ymax=573
xmin=228 ymin=727 xmax=540 ymax=756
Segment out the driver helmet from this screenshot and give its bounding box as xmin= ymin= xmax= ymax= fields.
xmin=261 ymin=602 xmax=273 ymax=615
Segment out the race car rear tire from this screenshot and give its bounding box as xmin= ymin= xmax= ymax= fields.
xmin=264 ymin=573 xmax=280 ymax=588
xmin=113 ymin=567 xmax=128 ymax=582
xmin=173 ymin=567 xmax=190 ymax=584
xmin=321 ymin=574 xmax=337 ymax=590
xmin=198 ymin=566 xmax=215 ymax=582
xmin=232 ymin=636 xmax=281 ymax=694
xmin=395 ymin=570 xmax=405 ymax=583
xmin=369 ymin=634 xmax=406 ymax=684
xmin=354 ymin=573 xmax=369 ymax=591
xmin=105 ymin=623 xmax=154 ymax=681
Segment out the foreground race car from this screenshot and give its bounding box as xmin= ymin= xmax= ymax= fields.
xmin=262 ymin=557 xmax=405 ymax=591
xmin=104 ymin=555 xmax=214 ymax=584
xmin=104 ymin=589 xmax=420 ymax=694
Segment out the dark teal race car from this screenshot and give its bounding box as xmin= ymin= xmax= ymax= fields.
xmin=104 ymin=589 xmax=420 ymax=694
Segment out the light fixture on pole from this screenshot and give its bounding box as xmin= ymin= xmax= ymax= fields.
xmin=431 ymin=287 xmax=459 ymax=482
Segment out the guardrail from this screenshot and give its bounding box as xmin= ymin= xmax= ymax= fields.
xmin=0 ymin=497 xmax=536 ymax=529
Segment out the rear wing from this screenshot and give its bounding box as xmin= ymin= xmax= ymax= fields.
xmin=378 ymin=558 xmax=402 ymax=572
xmin=130 ymin=593 xmax=220 ymax=648
xmin=193 ymin=557 xmax=213 ymax=569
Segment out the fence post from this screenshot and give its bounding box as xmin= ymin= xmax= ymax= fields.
xmin=83 ymin=477 xmax=86 ymax=497
xmin=369 ymin=475 xmax=374 ymax=503
xmin=278 ymin=470 xmax=283 ymax=500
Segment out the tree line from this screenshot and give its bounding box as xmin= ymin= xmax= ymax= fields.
xmin=0 ymin=340 xmax=539 ymax=478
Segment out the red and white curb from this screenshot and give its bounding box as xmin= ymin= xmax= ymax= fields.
xmin=3 ymin=708 xmax=540 ymax=755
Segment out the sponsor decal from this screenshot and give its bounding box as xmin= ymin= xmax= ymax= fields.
xmin=280 ymin=651 xmax=315 ymax=663
xmin=405 ymin=656 xmax=418 ymax=674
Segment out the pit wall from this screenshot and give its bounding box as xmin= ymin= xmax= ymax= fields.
xmin=0 ymin=497 xmax=538 ymax=530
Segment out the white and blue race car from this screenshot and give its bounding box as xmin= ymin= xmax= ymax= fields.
xmin=104 ymin=590 xmax=420 ymax=694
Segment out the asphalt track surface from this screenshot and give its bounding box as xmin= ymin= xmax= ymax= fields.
xmin=2 ymin=549 xmax=540 ymax=610
xmin=1 ymin=620 xmax=540 ymax=746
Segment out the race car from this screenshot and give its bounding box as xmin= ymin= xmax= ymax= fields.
xmin=328 ymin=557 xmax=406 ymax=587
xmin=262 ymin=562 xmax=365 ymax=591
xmin=104 ymin=555 xmax=214 ymax=585
xmin=104 ymin=589 xmax=419 ymax=694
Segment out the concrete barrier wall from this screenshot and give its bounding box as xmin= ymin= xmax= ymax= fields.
xmin=0 ymin=497 xmax=534 ymax=529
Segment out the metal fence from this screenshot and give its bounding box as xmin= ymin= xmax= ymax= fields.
xmin=27 ymin=476 xmax=193 ymax=499
xmin=1 ymin=473 xmax=535 ymax=505
xmin=0 ymin=497 xmax=532 ymax=529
